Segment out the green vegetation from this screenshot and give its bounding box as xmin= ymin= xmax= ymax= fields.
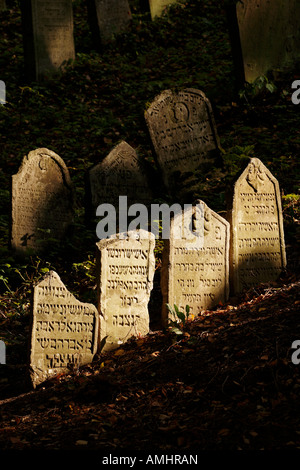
xmin=0 ymin=0 xmax=299 ymax=339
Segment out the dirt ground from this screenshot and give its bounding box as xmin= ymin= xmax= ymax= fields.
xmin=0 ymin=273 xmax=300 ymax=453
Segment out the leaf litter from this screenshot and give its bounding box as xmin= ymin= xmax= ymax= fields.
xmin=0 ymin=277 xmax=300 ymax=451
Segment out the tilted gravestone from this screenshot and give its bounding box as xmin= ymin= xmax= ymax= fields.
xmin=11 ymin=148 xmax=73 ymax=255
xmin=96 ymin=230 xmax=155 ymax=351
xmin=20 ymin=0 xmax=75 ymax=81
xmin=87 ymin=140 xmax=153 ymax=219
xmin=229 ymin=0 xmax=300 ymax=84
xmin=87 ymin=0 xmax=132 ymax=48
xmin=149 ymin=0 xmax=178 ymax=19
xmin=161 ymin=200 xmax=230 ymax=326
xmin=145 ymin=88 xmax=221 ymax=190
xmin=30 ymin=271 xmax=99 ymax=388
xmin=227 ymin=157 xmax=286 ymax=294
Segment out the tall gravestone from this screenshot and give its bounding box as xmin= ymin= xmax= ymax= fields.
xmin=161 ymin=200 xmax=230 ymax=326
xmin=21 ymin=0 xmax=75 ymax=81
xmin=96 ymin=230 xmax=155 ymax=351
xmin=228 ymin=0 xmax=300 ymax=85
xmin=149 ymin=0 xmax=178 ymax=19
xmin=30 ymin=271 xmax=99 ymax=388
xmin=87 ymin=140 xmax=153 ymax=219
xmin=11 ymin=148 xmax=73 ymax=255
xmin=145 ymin=88 xmax=221 ymax=190
xmin=227 ymin=157 xmax=286 ymax=294
xmin=87 ymin=0 xmax=132 ymax=49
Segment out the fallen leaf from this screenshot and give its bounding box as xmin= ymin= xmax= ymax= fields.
xmin=218 ymin=428 xmax=230 ymax=436
xmin=113 ymin=349 xmax=125 ymax=357
xmin=76 ymin=440 xmax=88 ymax=446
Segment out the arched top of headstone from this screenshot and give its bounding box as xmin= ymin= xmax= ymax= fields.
xmin=88 ymin=140 xmax=152 ymax=210
xmin=17 ymin=148 xmax=72 ymax=187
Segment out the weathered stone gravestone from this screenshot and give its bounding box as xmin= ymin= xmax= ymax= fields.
xmin=20 ymin=0 xmax=75 ymax=81
xmin=87 ymin=140 xmax=153 ymax=219
xmin=11 ymin=148 xmax=73 ymax=255
xmin=149 ymin=0 xmax=178 ymax=19
xmin=145 ymin=88 xmax=221 ymax=190
xmin=227 ymin=157 xmax=286 ymax=294
xmin=87 ymin=0 xmax=132 ymax=48
xmin=96 ymin=230 xmax=155 ymax=351
xmin=161 ymin=200 xmax=230 ymax=326
xmin=30 ymin=271 xmax=99 ymax=388
xmin=229 ymin=0 xmax=300 ymax=84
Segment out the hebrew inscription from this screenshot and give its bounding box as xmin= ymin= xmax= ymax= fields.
xmin=145 ymin=88 xmax=221 ymax=189
xmin=228 ymin=158 xmax=286 ymax=294
xmin=21 ymin=0 xmax=75 ymax=80
xmin=87 ymin=0 xmax=132 ymax=47
xmin=96 ymin=230 xmax=155 ymax=351
xmin=30 ymin=271 xmax=99 ymax=388
xmin=11 ymin=148 xmax=73 ymax=255
xmin=161 ymin=200 xmax=230 ymax=326
xmin=88 ymin=141 xmax=152 ymax=215
xmin=236 ymin=0 xmax=300 ymax=83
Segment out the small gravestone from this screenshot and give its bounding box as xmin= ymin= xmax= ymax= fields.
xmin=96 ymin=230 xmax=155 ymax=351
xmin=149 ymin=0 xmax=178 ymax=19
xmin=227 ymin=157 xmax=286 ymax=294
xmin=20 ymin=0 xmax=75 ymax=81
xmin=11 ymin=148 xmax=73 ymax=255
xmin=229 ymin=0 xmax=300 ymax=84
xmin=87 ymin=140 xmax=153 ymax=218
xmin=161 ymin=200 xmax=230 ymax=326
xmin=87 ymin=0 xmax=132 ymax=48
xmin=30 ymin=271 xmax=99 ymax=388
xmin=145 ymin=88 xmax=221 ymax=190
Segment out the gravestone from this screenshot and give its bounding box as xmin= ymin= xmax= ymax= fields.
xmin=229 ymin=0 xmax=300 ymax=84
xmin=145 ymin=88 xmax=221 ymax=190
xmin=227 ymin=157 xmax=286 ymax=294
xmin=87 ymin=140 xmax=153 ymax=219
xmin=20 ymin=0 xmax=75 ymax=81
xmin=161 ymin=200 xmax=230 ymax=326
xmin=96 ymin=230 xmax=155 ymax=351
xmin=87 ymin=0 xmax=132 ymax=48
xmin=149 ymin=0 xmax=178 ymax=19
xmin=30 ymin=271 xmax=99 ymax=388
xmin=0 ymin=1 xmax=6 ymax=11
xmin=11 ymin=148 xmax=73 ymax=255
